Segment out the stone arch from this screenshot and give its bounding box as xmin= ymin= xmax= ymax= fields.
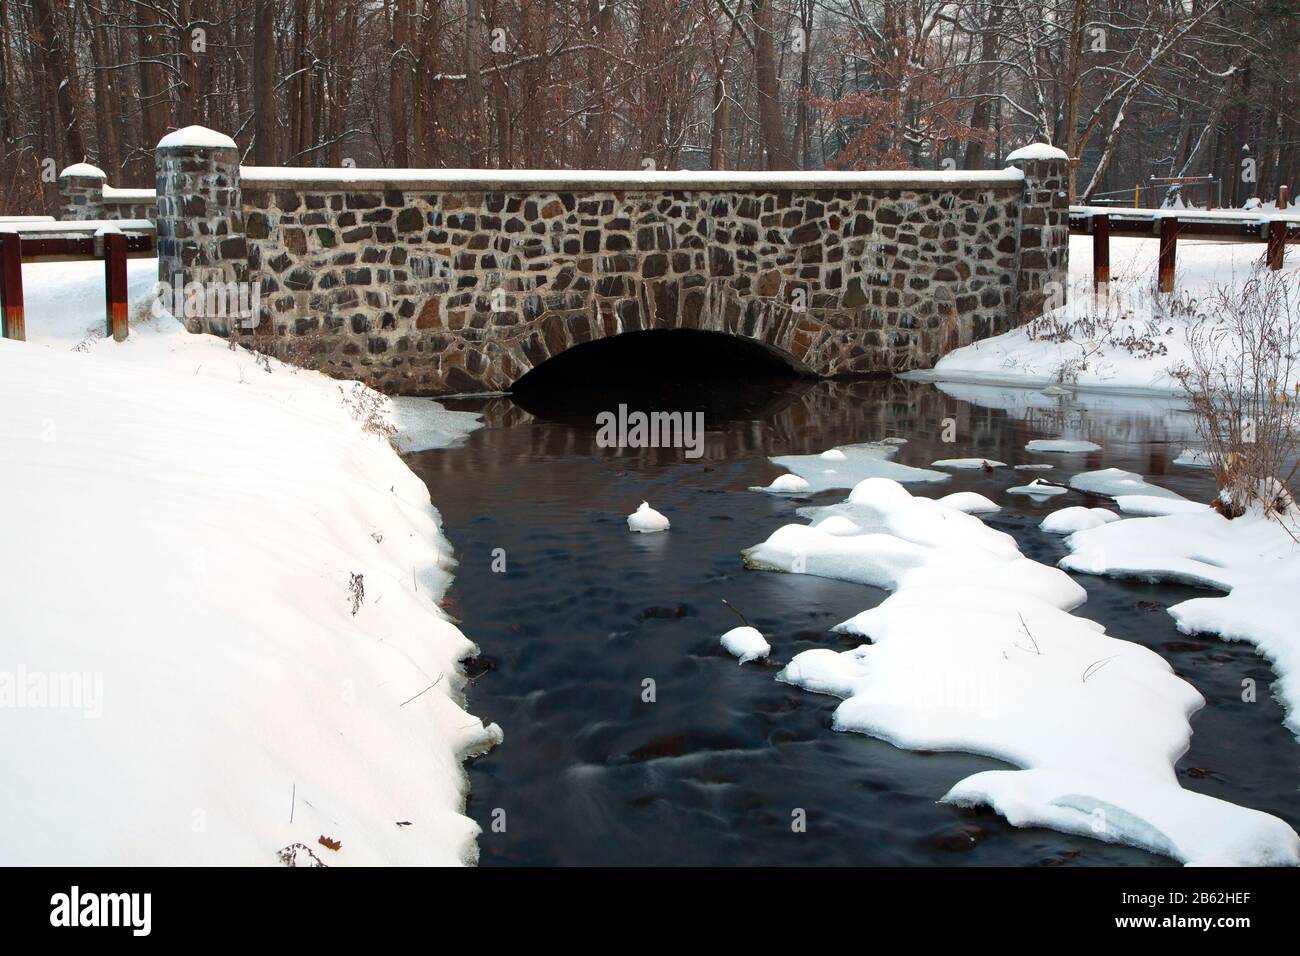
xmin=423 ymin=280 xmax=831 ymax=395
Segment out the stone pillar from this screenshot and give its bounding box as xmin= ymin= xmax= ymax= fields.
xmin=1007 ymin=143 xmax=1070 ymax=323
xmin=155 ymin=126 xmax=247 ymax=335
xmin=58 ymin=163 xmax=107 ymax=220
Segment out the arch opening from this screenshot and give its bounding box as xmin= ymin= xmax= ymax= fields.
xmin=509 ymin=329 xmax=811 ymax=424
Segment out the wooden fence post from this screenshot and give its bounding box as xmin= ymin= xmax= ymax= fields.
xmin=1092 ymin=213 xmax=1110 ymax=300
xmin=1280 ymin=185 xmax=1289 ymax=210
xmin=103 ymin=231 xmax=129 ymax=340
xmin=0 ymin=232 xmax=24 ymax=341
xmin=1157 ymin=217 xmax=1180 ymax=293
xmin=1266 ymin=220 xmax=1286 ymax=272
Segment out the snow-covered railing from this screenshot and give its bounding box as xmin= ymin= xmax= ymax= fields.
xmin=1069 ymin=205 xmax=1298 ymax=293
xmin=0 ymin=223 xmax=144 ymax=342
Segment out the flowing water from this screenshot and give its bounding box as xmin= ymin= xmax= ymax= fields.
xmin=403 ymin=334 xmax=1299 ymax=866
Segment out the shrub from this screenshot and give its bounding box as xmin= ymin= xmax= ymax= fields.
xmin=1172 ymin=267 xmax=1299 ymax=519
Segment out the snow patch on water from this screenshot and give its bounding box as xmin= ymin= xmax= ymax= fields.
xmin=744 ymin=477 xmax=1299 ymax=865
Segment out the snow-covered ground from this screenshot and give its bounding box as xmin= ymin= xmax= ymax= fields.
xmin=906 ymin=235 xmax=1300 ymax=393
xmin=0 ymin=261 xmax=495 ymax=865
xmin=742 ymin=478 xmax=1299 ymax=865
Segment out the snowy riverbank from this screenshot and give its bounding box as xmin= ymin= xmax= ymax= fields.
xmin=0 ymin=261 xmax=492 ymax=865
xmin=905 ymin=234 xmax=1299 ymax=394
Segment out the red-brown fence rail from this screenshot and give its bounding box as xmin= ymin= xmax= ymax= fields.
xmin=0 ymin=221 xmax=154 ymax=343
xmin=1068 ymin=206 xmax=1299 ymax=295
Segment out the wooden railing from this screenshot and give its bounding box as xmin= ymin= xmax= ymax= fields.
xmin=1068 ymin=206 xmax=1299 ymax=294
xmin=0 ymin=220 xmax=154 ymax=342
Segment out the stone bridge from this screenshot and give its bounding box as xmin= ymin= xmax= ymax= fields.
xmin=65 ymin=127 xmax=1069 ymax=395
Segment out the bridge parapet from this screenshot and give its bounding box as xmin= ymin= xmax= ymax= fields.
xmin=155 ymin=127 xmax=1068 ymax=395
xmin=58 ymin=163 xmax=158 ymax=222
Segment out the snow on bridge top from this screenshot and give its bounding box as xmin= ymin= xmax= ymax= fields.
xmin=237 ymin=165 xmax=1030 ymax=193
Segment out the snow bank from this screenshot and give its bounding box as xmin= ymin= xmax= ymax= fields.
xmin=910 ymin=235 xmax=1300 ymax=394
xmin=1061 ymin=509 xmax=1300 ymax=742
xmin=0 ymin=310 xmax=498 ymax=865
xmin=18 ymin=258 xmax=160 ymax=347
xmin=745 ymin=479 xmax=1299 ymax=865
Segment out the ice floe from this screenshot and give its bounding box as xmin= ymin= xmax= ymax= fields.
xmin=1070 ymin=468 xmax=1183 ymax=500
xmin=1040 ymin=506 xmax=1119 ymax=534
xmin=1008 ymin=479 xmax=1069 ymax=498
xmin=769 ymin=443 xmax=949 ymax=493
xmin=742 ymin=477 xmax=1299 ymax=865
xmin=931 ymin=458 xmax=1006 ymax=469
xmin=1173 ymin=448 xmax=1213 ymax=468
xmin=1025 ymin=439 xmax=1102 ymax=453
xmin=627 ymin=502 xmax=670 ymax=533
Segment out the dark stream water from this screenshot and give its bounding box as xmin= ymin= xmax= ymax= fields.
xmin=404 ymin=337 xmax=1299 ymax=866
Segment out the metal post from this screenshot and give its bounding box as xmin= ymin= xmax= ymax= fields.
xmin=1092 ymin=214 xmax=1110 ymax=300
xmin=0 ymin=232 xmax=24 ymax=341
xmin=1158 ymin=218 xmax=1180 ymax=293
xmin=103 ymin=232 xmax=129 ymax=340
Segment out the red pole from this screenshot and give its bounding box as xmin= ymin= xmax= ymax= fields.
xmin=104 ymin=232 xmax=129 ymax=341
xmin=1158 ymin=217 xmax=1180 ymax=293
xmin=1092 ymin=213 xmax=1110 ymax=298
xmin=1266 ymin=221 xmax=1286 ymax=272
xmin=0 ymin=232 xmax=24 ymax=341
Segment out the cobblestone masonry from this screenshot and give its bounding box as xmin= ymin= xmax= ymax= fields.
xmin=154 ymin=132 xmax=1068 ymax=395
xmin=59 ymin=166 xmax=158 ymax=221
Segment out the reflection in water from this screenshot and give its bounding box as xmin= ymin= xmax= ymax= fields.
xmin=405 ymin=376 xmax=1296 ymax=866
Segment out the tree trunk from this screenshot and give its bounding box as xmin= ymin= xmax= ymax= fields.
xmin=752 ymin=0 xmax=792 ymax=169
xmin=253 ymin=0 xmax=276 ymax=164
xmin=30 ymin=0 xmax=84 ymax=163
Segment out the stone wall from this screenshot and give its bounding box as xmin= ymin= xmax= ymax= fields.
xmin=155 ymin=128 xmax=1069 ymax=395
xmin=58 ymin=164 xmax=157 ymax=222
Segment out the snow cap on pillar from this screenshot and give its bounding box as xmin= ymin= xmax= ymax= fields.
xmin=58 ymin=162 xmax=107 ymax=181
xmin=1005 ymin=143 xmax=1070 ymax=163
xmin=156 ymin=126 xmax=238 ymax=150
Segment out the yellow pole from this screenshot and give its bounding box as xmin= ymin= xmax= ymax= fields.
xmin=1134 ymin=183 xmax=1139 ymax=208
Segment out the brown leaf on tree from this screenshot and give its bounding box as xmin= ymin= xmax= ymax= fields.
xmin=318 ymin=835 xmax=342 ymax=851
